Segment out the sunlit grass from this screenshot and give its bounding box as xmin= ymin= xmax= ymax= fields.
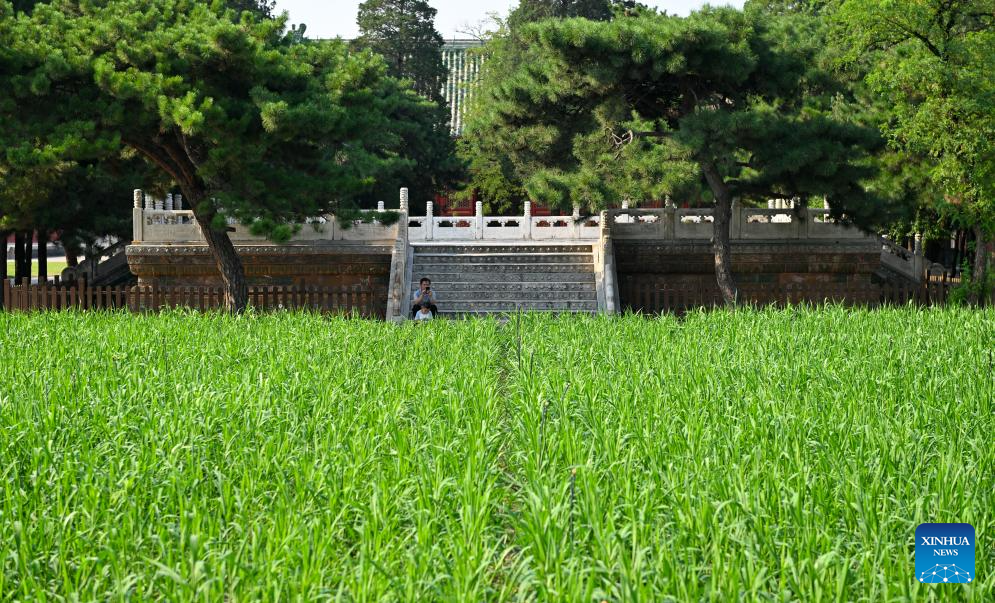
xmin=0 ymin=307 xmax=992 ymax=600
xmin=4 ymin=260 xmax=68 ymax=279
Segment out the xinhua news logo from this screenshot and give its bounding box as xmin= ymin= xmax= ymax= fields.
xmin=916 ymin=523 xmax=975 ymax=584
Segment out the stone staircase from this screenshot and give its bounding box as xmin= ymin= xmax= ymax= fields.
xmin=409 ymin=243 xmax=599 ymax=316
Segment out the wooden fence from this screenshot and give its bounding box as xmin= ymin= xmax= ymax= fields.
xmin=1 ymin=279 xmax=386 ymax=318
xmin=619 ymin=276 xmax=959 ymax=315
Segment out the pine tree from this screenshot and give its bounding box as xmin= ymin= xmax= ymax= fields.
xmin=459 ymin=0 xmax=622 ymax=212
xmin=354 ymin=0 xmax=447 ymax=103
xmin=1 ymin=0 xmax=444 ymax=311
xmin=352 ymin=0 xmax=463 ymax=206
xmin=471 ymin=8 xmax=881 ymax=304
xmin=508 ymin=0 xmax=614 ymax=27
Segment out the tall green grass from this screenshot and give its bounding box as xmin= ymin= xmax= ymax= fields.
xmin=0 ymin=307 xmax=992 ymax=601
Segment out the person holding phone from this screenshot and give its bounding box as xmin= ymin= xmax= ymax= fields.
xmin=411 ymin=277 xmax=438 ymax=318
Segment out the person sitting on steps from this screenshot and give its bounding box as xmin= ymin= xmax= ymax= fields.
xmin=412 ymin=277 xmax=438 ymax=318
xmin=413 ymin=302 xmax=434 ymax=321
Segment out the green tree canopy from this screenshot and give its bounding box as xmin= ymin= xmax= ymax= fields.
xmin=459 ymin=0 xmax=631 ymax=211
xmin=834 ymin=0 xmax=995 ymax=296
xmin=354 ymin=0 xmax=447 ymax=103
xmin=508 ymin=0 xmax=614 ymax=27
xmin=352 ymin=0 xmax=463 ymax=206
xmin=0 ymin=0 xmax=445 ymax=310
xmin=470 ymin=8 xmax=881 ymax=303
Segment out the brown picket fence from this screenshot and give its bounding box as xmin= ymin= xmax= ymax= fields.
xmin=619 ymin=276 xmax=959 ymax=315
xmin=1 ymin=279 xmax=385 ymax=318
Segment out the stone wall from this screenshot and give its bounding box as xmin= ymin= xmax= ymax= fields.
xmin=127 ymin=244 xmax=393 ymax=291
xmin=614 ymin=239 xmax=884 ymax=309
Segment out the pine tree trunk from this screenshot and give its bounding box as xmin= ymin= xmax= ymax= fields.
xmin=65 ymin=242 xmax=79 ymax=268
xmin=970 ymin=225 xmax=992 ymax=305
xmin=37 ymin=229 xmax=47 ymax=282
xmin=700 ymin=161 xmax=738 ymax=305
xmin=187 ymin=193 xmax=249 ymax=313
xmin=13 ymin=231 xmax=26 ymax=282
xmin=23 ymin=231 xmax=33 ymax=281
xmin=1 ymin=231 xmax=8 ymax=282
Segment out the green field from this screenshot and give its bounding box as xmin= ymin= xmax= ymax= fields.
xmin=4 ymin=260 xmax=68 ymax=279
xmin=1 ymin=309 xmax=992 ymax=600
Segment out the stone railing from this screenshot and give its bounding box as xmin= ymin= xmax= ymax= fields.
xmin=407 ymin=201 xmax=601 ymax=241
xmin=131 ymin=190 xmax=399 ymax=244
xmin=607 ymin=206 xmax=875 ymax=241
xmin=608 ymin=205 xmax=928 ymax=282
xmin=60 ymin=239 xmax=130 ymax=285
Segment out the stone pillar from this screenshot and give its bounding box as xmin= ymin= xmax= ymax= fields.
xmin=377 ymin=201 xmax=385 ymax=212
xmin=475 ymin=200 xmax=484 ymax=240
xmin=523 ymin=200 xmax=532 ymax=240
xmin=767 ymin=199 xmax=775 ymax=209
xmin=399 ymin=188 xmax=409 ymax=213
xmin=664 ymin=198 xmax=676 ymax=238
xmin=174 ymin=194 xmax=183 ymax=211
xmin=133 ymin=189 xmax=144 ymax=242
xmin=153 ymin=196 xmax=163 ymax=211
xmin=425 ymin=200 xmax=434 ymax=241
xmin=165 ymin=193 xmax=174 ymax=211
xmin=914 ymin=233 xmax=922 ymax=255
xmin=731 ymin=198 xmax=743 ymax=239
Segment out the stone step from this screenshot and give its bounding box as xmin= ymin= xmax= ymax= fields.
xmin=437 ymin=300 xmax=599 ymax=313
xmin=410 ymin=281 xmax=596 ymax=293
xmin=411 ymin=244 xmax=593 ymax=254
xmin=412 ymin=253 xmax=593 ymax=265
xmin=411 ymin=263 xmax=595 ymax=274
xmin=417 ymin=290 xmax=596 ymax=302
xmin=409 ymin=271 xmax=595 ymax=283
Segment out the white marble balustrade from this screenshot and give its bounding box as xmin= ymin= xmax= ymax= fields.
xmin=406 ymin=201 xmax=601 ymax=242
xmin=131 ymin=189 xmax=399 ymax=244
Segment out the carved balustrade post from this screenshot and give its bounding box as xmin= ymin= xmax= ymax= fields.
xmin=664 ymin=197 xmax=676 ymax=239
xmin=523 ymin=200 xmax=532 ymax=240
xmin=133 ymin=189 xmax=144 ymax=242
xmin=426 ymin=201 xmax=434 ymax=241
xmin=475 ymin=201 xmax=484 ymax=240
xmin=399 ymin=187 xmax=409 ymax=213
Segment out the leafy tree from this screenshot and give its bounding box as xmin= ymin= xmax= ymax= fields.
xmin=834 ymin=0 xmax=995 ymax=299
xmin=352 ymin=0 xmax=463 ymax=205
xmin=472 ymin=8 xmax=881 ymax=303
xmin=1 ymin=0 xmax=444 ymax=310
xmin=354 ymin=0 xmax=447 ymax=103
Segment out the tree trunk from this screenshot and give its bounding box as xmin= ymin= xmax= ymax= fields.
xmin=700 ymin=161 xmax=738 ymax=305
xmin=970 ymin=225 xmax=992 ymax=305
xmin=37 ymin=229 xmax=48 ymax=281
xmin=1 ymin=230 xmax=8 ymax=283
xmin=13 ymin=231 xmax=26 ymax=282
xmin=65 ymin=242 xmax=79 ymax=268
xmin=187 ymin=193 xmax=249 ymax=313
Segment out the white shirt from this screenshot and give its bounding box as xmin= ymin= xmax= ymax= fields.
xmin=414 ymin=310 xmax=434 ymax=321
